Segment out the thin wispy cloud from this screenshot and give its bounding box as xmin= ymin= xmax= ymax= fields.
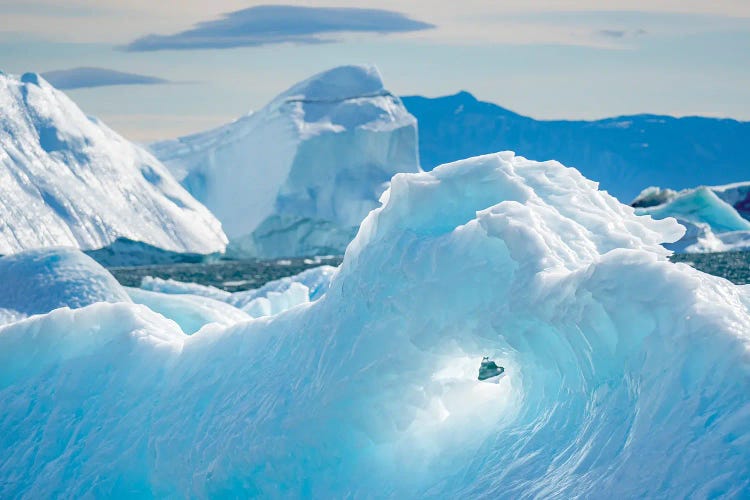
xmin=121 ymin=5 xmax=435 ymax=52
xmin=41 ymin=67 xmax=170 ymax=90
xmin=597 ymin=28 xmax=648 ymax=39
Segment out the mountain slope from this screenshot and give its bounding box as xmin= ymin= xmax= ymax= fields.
xmin=403 ymin=91 xmax=750 ymax=201
xmin=0 ymin=71 xmax=227 ymax=255
xmin=151 ymin=65 xmax=420 ymax=258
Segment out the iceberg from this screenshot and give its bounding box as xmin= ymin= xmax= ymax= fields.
xmin=634 ymin=184 xmax=750 ymax=252
xmin=1 ymin=152 xmax=749 ymax=498
xmin=0 ymin=72 xmax=227 ymax=255
xmin=140 ymin=264 xmax=337 ymax=317
xmin=150 ymin=65 xmax=420 ymax=258
xmin=126 ymin=288 xmax=251 ymax=334
xmin=139 ymin=276 xmax=232 ymax=302
xmin=0 ymin=247 xmax=130 ymax=322
xmin=0 ymin=246 xmax=255 ymax=334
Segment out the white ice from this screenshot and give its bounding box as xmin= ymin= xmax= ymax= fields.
xmin=126 ymin=287 xmax=251 ymax=334
xmin=150 ymin=65 xmax=420 ymax=258
xmin=0 ymin=72 xmax=227 ymax=255
xmin=634 ymin=183 xmax=750 ymax=252
xmin=140 ymin=264 xmax=337 ymax=317
xmin=1 ymin=153 xmax=749 ymax=498
xmin=0 ymin=247 xmax=130 ymax=322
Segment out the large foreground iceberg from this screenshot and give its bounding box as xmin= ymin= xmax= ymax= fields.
xmin=0 ymin=72 xmax=227 ymax=255
xmin=2 ymin=153 xmax=750 ymax=497
xmin=150 ymin=65 xmax=420 ymax=258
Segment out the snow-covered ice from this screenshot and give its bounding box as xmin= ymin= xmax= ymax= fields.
xmin=1 ymin=152 xmax=749 ymax=497
xmin=151 ymin=65 xmax=420 ymax=258
xmin=0 ymin=72 xmax=227 ymax=255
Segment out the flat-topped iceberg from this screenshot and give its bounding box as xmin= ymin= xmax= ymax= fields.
xmin=1 ymin=153 xmax=749 ymax=498
xmin=151 ymin=65 xmax=420 ymax=258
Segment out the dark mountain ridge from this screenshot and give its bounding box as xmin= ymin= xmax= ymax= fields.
xmin=403 ymin=91 xmax=750 ymax=201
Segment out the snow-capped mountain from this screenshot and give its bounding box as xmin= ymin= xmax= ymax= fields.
xmin=151 ymin=65 xmax=420 ymax=258
xmin=633 ymin=182 xmax=750 ymax=252
xmin=0 ymin=71 xmax=227 ymax=255
xmin=403 ymin=91 xmax=750 ymax=202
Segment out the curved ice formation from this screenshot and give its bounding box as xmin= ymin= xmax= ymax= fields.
xmin=0 ymin=72 xmax=227 ymax=254
xmin=2 ymin=153 xmax=750 ymax=498
xmin=0 ymin=247 xmax=130 ymax=319
xmin=150 ymin=65 xmax=420 ymax=258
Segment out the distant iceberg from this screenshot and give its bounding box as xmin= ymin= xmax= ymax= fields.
xmin=1 ymin=153 xmax=749 ymax=497
xmin=151 ymin=65 xmax=420 ymax=258
xmin=633 ymin=182 xmax=750 ymax=252
xmin=0 ymin=72 xmax=227 ymax=255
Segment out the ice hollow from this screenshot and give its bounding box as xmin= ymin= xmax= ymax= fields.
xmin=1 ymin=153 xmax=749 ymax=498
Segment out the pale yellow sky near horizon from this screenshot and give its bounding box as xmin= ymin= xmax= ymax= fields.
xmin=4 ymin=0 xmax=749 ymax=45
xmin=2 ymin=0 xmax=749 ymax=141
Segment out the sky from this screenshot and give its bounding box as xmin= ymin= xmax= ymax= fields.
xmin=1 ymin=0 xmax=749 ymax=142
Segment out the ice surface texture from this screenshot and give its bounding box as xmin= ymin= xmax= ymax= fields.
xmin=151 ymin=65 xmax=420 ymax=258
xmin=1 ymin=153 xmax=750 ymax=498
xmin=0 ymin=73 xmax=227 ymax=254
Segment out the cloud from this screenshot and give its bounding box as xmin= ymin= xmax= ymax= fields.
xmin=121 ymin=4 xmax=435 ymax=52
xmin=597 ymin=28 xmax=648 ymax=39
xmin=40 ymin=67 xmax=170 ymax=89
